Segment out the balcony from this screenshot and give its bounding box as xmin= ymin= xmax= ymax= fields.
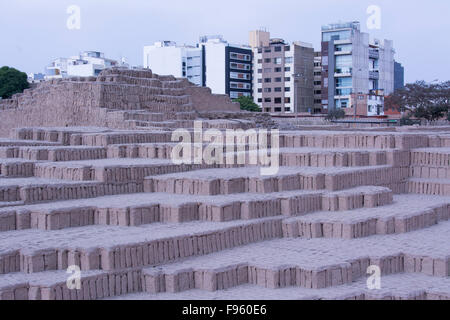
xmin=334 ymin=68 xmax=352 ymax=77
xmin=369 ymin=70 xmax=379 ymax=79
xmin=369 ymin=89 xmax=384 ymax=96
xmin=369 ymin=49 xmax=379 ymax=59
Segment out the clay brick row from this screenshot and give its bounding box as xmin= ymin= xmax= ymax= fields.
xmin=80 ymin=132 xmax=170 ymax=147
xmin=409 ymin=166 xmax=450 ymax=179
xmin=0 ymin=147 xmax=19 ymax=158
xmin=98 ymin=219 xmax=283 ymax=272
xmin=408 ymin=179 xmax=450 ymax=196
xmin=280 ymin=134 xmax=397 ymax=149
xmin=0 ymin=251 xmax=21 ymax=274
xmin=34 ymin=164 xmax=93 ymax=181
xmin=321 ymin=188 xmax=393 ymax=211
xmin=405 ymin=255 xmax=449 ymax=277
xmin=280 ymin=194 xmax=322 ymax=216
xmin=411 ymin=150 xmax=450 ymax=167
xmin=283 ymin=203 xmax=449 ymax=239
xmin=0 ymin=211 xmax=17 ymax=231
xmin=31 ymin=269 xmax=143 ymax=300
xmin=11 ymin=218 xmax=282 ymax=274
xmin=0 ymin=161 xmax=34 ymax=177
xmin=0 ymin=284 xmax=28 ymax=300
xmin=19 ymin=182 xmax=143 ymax=204
xmin=0 ymin=186 xmax=20 ymax=202
xmin=146 ymin=174 xmax=325 ymax=196
xmin=93 ymin=163 xmax=206 ymax=183
xmin=11 ymin=128 xmax=72 ymax=145
xmin=324 ymin=167 xmax=409 ymax=191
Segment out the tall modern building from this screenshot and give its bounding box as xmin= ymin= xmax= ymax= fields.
xmin=250 ymin=30 xmax=314 ymax=113
xmin=394 ymin=61 xmax=405 ymax=91
xmin=143 ymin=41 xmax=204 ymax=86
xmin=320 ymin=21 xmax=395 ymax=117
xmin=143 ymin=36 xmax=253 ymax=98
xmin=198 ymin=35 xmax=253 ymax=98
xmin=45 ymin=51 xmax=123 ymax=80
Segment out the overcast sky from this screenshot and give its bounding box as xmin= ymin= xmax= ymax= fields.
xmin=1 ymin=0 xmax=449 ymax=83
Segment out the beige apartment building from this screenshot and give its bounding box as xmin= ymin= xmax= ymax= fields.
xmin=250 ymin=30 xmax=314 ymax=113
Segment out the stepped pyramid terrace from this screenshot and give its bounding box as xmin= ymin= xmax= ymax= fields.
xmin=0 ymin=68 xmax=449 ymax=300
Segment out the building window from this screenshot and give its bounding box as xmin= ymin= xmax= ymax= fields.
xmin=274 ymin=87 xmax=282 ymax=92
xmin=264 ymin=98 xmax=271 ymax=102
xmin=230 ymin=52 xmax=251 ymax=61
xmin=274 ymin=97 xmax=282 ymax=104
xmin=258 ymin=69 xmax=262 ymax=73
xmin=230 ymin=82 xmax=251 ymax=90
xmin=284 ymin=67 xmax=291 ymax=72
xmin=258 ymin=79 xmax=262 ymax=83
xmin=258 ymin=48 xmax=262 ymax=53
xmin=314 ymin=90 xmax=322 ymax=94
xmin=314 ymin=81 xmax=321 ymax=86
xmin=274 ymin=107 xmax=282 ymax=112
xmin=258 ymin=59 xmax=262 ymax=63
xmin=285 ymin=87 xmax=290 ymax=92
xmin=285 ymin=46 xmax=290 ymax=51
xmin=230 ymin=91 xmax=251 ymax=99
xmin=257 ymin=88 xmax=262 ymax=93
xmin=264 ymin=68 xmax=271 ymax=73
xmin=275 ymin=77 xmax=282 ymax=82
xmin=230 ymin=62 xmax=251 ymax=71
xmin=258 ymin=98 xmax=263 ymax=102
xmin=230 ymin=72 xmax=251 ymax=80
xmin=264 ymin=78 xmax=271 ymax=83
xmin=264 ymin=88 xmax=272 ymax=93
xmin=264 ymin=58 xmax=271 ymax=63
xmin=285 ymin=57 xmax=293 ymax=64
xmin=274 ymin=46 xmax=282 ymax=52
xmin=284 ymin=77 xmax=290 ymax=82
xmin=273 ymin=58 xmax=282 ymax=65
xmin=274 ymin=67 xmax=282 ymax=72
xmin=264 ymin=48 xmax=271 ymax=53
xmin=284 ymin=97 xmax=291 ymax=103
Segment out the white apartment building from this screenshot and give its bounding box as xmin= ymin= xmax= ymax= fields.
xmin=45 ymin=51 xmax=123 ymax=80
xmin=143 ymin=36 xmax=253 ymax=98
xmin=198 ymin=35 xmax=252 ymax=98
xmin=143 ymin=41 xmax=204 ymax=86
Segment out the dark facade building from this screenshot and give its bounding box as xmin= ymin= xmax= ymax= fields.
xmin=394 ymin=61 xmax=405 ymax=91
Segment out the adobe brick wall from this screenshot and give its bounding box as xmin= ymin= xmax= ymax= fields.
xmin=0 ymin=68 xmax=241 ymax=137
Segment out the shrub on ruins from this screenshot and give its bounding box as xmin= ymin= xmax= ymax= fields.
xmin=325 ymin=108 xmax=346 ymax=120
xmin=233 ymin=96 xmax=261 ymax=112
xmin=0 ymin=66 xmax=30 ymax=99
xmin=385 ymin=80 xmax=450 ymax=121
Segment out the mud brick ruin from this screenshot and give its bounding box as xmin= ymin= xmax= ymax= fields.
xmin=0 ymin=68 xmax=449 ymax=300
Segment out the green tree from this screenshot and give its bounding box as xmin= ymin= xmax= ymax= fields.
xmin=233 ymin=96 xmax=261 ymax=112
xmin=385 ymin=80 xmax=450 ymax=121
xmin=0 ymin=66 xmax=30 ymax=99
xmin=325 ymin=108 xmax=346 ymax=120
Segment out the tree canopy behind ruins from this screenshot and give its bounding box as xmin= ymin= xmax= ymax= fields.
xmin=0 ymin=66 xmax=29 ymax=99
xmin=385 ymin=80 xmax=450 ymax=121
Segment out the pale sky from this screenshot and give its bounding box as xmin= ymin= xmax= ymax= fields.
xmin=1 ymin=0 xmax=449 ymax=83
